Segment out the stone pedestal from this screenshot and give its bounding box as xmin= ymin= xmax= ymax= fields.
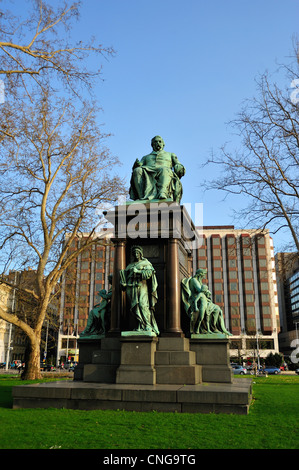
xmin=155 ymin=337 xmax=202 ymax=384
xmin=116 ymin=336 xmax=158 ymax=385
xmin=106 ymin=203 xmax=195 ymax=337
xmin=74 ymin=337 xmax=102 ymax=381
xmin=46 ymin=200 xmax=253 ymax=415
xmin=81 ymin=337 xmax=121 ymax=383
xmin=190 ymin=337 xmax=233 ymax=383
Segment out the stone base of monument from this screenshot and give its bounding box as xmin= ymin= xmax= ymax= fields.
xmin=13 ymin=335 xmax=252 ymax=414
xmin=116 ymin=335 xmax=158 ymax=385
xmin=155 ymin=337 xmax=202 ymax=385
xmin=12 ymin=379 xmax=252 ymax=414
xmin=79 ymin=337 xmax=121 ymax=383
xmin=115 ymin=336 xmax=202 ymax=385
xmin=190 ymin=336 xmax=233 ymax=383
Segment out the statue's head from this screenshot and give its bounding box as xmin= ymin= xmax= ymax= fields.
xmin=131 ymin=245 xmax=143 ymax=260
xmin=195 ymin=268 xmax=207 ymax=279
xmin=151 ymin=135 xmax=165 ymax=152
xmin=201 ymin=284 xmax=211 ymax=297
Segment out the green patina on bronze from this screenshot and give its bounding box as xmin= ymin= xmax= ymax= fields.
xmin=120 ymin=245 xmax=159 ymax=335
xmin=182 ymin=269 xmax=232 ymax=336
xmin=80 ymin=275 xmax=112 ymax=339
xmin=129 ymin=136 xmax=185 ymax=203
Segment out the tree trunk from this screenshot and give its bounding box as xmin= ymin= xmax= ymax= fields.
xmin=21 ymin=336 xmax=42 ymax=380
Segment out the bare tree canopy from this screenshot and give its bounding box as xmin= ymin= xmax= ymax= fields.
xmin=0 ymin=0 xmax=114 ymax=98
xmin=0 ymin=88 xmax=126 ymax=378
xmin=0 ymin=1 xmax=124 ymax=379
xmin=0 ymin=90 xmax=124 ymax=275
xmin=204 ymin=47 xmax=299 ymax=252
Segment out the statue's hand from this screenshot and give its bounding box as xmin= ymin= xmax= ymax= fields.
xmin=133 ymin=158 xmax=141 ymax=169
xmin=173 ymin=163 xmax=185 ymax=179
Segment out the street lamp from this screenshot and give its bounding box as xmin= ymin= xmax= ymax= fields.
xmin=256 ymin=329 xmax=261 ymax=370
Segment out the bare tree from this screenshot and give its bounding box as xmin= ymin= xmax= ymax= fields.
xmin=204 ymin=50 xmax=299 ymax=252
xmin=0 ymin=0 xmax=115 ymax=144
xmin=0 ymin=89 xmax=126 ymax=379
xmin=0 ymin=0 xmax=113 ymax=97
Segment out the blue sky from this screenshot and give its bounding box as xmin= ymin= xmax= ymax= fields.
xmin=68 ymin=0 xmax=298 ymax=251
xmin=9 ymin=0 xmax=299 ymax=251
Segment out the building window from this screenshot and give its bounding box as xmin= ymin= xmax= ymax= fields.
xmin=213 ymin=260 xmax=222 ymax=268
xmin=214 ymin=271 xmax=222 ymax=279
xmin=245 ymin=282 xmax=254 ymax=291
xmin=244 ymin=271 xmax=253 ymax=279
xmin=198 ymin=260 xmax=207 ymax=268
xmin=246 ymin=318 xmax=256 ymax=328
xmin=246 ymin=306 xmax=255 ymax=315
xmin=262 ymin=306 xmax=271 ymax=315
xmin=229 ymin=270 xmax=237 ymax=278
xmin=213 ymin=249 xmax=221 ymax=257
xmin=243 ymin=247 xmax=251 ymax=256
xmin=231 ymin=306 xmax=240 ymax=316
xmin=228 ymin=259 xmax=236 ymax=267
xmin=230 ymin=282 xmax=238 ymax=291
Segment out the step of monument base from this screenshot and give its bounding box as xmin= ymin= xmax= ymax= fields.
xmin=155 ymin=350 xmax=196 ymax=365
xmin=91 ymin=349 xmax=121 ymax=364
xmin=155 ymin=364 xmax=202 ymax=384
xmin=12 ymin=379 xmax=252 ymax=414
xmin=83 ymin=364 xmax=118 ymax=383
xmin=201 ymin=365 xmax=233 ymax=383
xmin=116 ymin=365 xmax=156 ymax=385
xmin=157 ymin=337 xmax=190 ymax=351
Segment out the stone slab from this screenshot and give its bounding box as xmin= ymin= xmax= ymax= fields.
xmin=12 ymin=379 xmax=252 ymax=414
xmin=155 ymin=350 xmax=196 ymax=365
xmin=157 ymin=337 xmax=190 ymax=351
xmin=116 ymin=365 xmax=156 ymax=385
xmin=83 ymin=364 xmax=119 ymax=383
xmin=155 ymin=364 xmax=202 ymax=384
xmin=92 ymin=349 xmax=121 ymax=365
xmin=201 ymin=365 xmax=232 ymax=383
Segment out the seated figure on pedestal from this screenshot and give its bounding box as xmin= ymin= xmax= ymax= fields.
xmin=80 ymin=275 xmax=112 ymax=338
xmin=200 ymin=285 xmax=232 ymax=336
xmin=120 ymin=245 xmax=159 ymax=335
xmin=181 ymin=269 xmax=231 ymax=336
xmin=129 ymin=136 xmax=185 ymax=203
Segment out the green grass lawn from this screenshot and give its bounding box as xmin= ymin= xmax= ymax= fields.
xmin=0 ymin=374 xmax=298 ymax=449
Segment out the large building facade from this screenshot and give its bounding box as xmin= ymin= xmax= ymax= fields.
xmin=275 ymin=252 xmax=299 ymax=358
xmin=195 ymin=226 xmax=280 ymax=360
xmin=57 ymin=226 xmax=280 ymax=364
